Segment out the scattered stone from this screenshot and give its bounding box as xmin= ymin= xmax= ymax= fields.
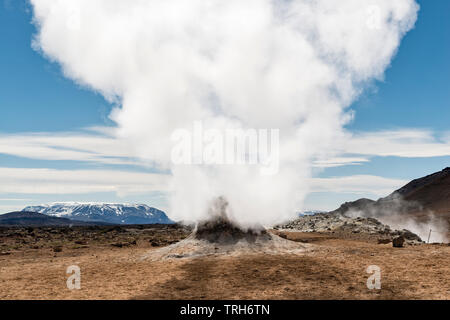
xmin=393 ymin=236 xmax=405 ymax=248
xmin=399 ymin=229 xmax=422 ymax=242
xmin=75 ymin=245 xmax=89 ymax=249
xmin=53 ymin=246 xmax=63 ymax=252
xmin=150 ymin=240 xmax=160 ymax=247
xmin=111 ymin=243 xmax=123 ymax=248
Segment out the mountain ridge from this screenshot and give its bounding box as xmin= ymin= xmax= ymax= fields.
xmin=23 ymin=203 xmax=173 ymax=225
xmin=330 ymin=167 xmax=450 ymax=225
xmin=0 ymin=211 xmax=110 ymax=226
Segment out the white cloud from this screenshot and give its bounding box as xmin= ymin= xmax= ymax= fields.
xmin=309 ymin=175 xmax=407 ymax=197
xmin=312 ymin=129 xmax=450 ymax=168
xmin=344 ymin=129 xmax=450 ymax=158
xmin=0 ymin=129 xmax=143 ymax=166
xmin=0 ymin=205 xmax=24 ymax=213
xmin=0 ymin=167 xmax=169 ymax=196
xmin=3 ymin=128 xmax=448 ymax=170
xmin=0 ymin=165 xmax=403 ymax=199
xmin=313 ymin=156 xmax=370 ymax=168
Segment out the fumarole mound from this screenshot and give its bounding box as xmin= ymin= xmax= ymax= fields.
xmin=141 ymin=199 xmax=309 ymax=261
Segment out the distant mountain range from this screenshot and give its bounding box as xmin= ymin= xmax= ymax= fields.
xmin=0 ymin=211 xmax=107 ymax=227
xmin=330 ymin=167 xmax=450 ymax=224
xmin=22 ymin=203 xmax=173 ymax=225
xmin=298 ymin=210 xmax=325 ymax=216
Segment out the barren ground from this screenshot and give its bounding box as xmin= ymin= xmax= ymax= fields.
xmin=0 ymin=226 xmax=449 ymax=300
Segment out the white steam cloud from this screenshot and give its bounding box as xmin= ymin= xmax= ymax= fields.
xmin=30 ymin=0 xmax=419 ymax=227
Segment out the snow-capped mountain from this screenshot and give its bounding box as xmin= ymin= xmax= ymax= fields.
xmin=298 ymin=210 xmax=325 ymax=216
xmin=23 ymin=203 xmax=173 ymax=225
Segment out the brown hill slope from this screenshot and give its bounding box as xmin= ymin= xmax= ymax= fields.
xmin=388 ymin=167 xmax=450 ymax=215
xmin=333 ymin=167 xmax=450 ymax=228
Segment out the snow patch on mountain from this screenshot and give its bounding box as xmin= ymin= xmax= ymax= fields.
xmin=23 ymin=203 xmax=173 ymax=225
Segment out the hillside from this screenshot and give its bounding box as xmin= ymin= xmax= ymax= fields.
xmin=330 ymin=168 xmax=450 ymax=234
xmin=0 ymin=211 xmax=104 ymax=227
xmin=388 ymin=167 xmax=450 ymax=215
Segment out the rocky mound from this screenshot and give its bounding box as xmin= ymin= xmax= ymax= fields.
xmin=275 ymin=213 xmax=422 ymax=244
xmin=194 ymin=215 xmax=271 ymax=244
xmin=141 ymin=197 xmax=309 ymax=261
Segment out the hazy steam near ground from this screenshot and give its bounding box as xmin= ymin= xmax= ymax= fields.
xmin=345 ymin=195 xmax=449 ymax=243
xmin=30 ymin=0 xmax=418 ymax=228
xmin=358 ymin=213 xmax=449 ymax=244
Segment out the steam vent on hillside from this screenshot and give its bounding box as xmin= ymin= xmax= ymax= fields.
xmin=141 ymin=197 xmax=310 ymax=261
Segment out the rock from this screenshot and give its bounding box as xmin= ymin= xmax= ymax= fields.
xmin=111 ymin=243 xmax=123 ymax=248
xmin=400 ymin=229 xmax=422 ymax=242
xmin=278 ymin=233 xmax=288 ymax=239
xmin=53 ymin=246 xmax=63 ymax=252
xmin=378 ymin=238 xmax=391 ymax=244
xmin=393 ymin=236 xmax=405 ymax=248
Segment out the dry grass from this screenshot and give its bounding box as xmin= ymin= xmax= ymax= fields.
xmin=0 ymin=229 xmax=449 ymax=300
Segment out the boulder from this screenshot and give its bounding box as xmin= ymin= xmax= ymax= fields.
xmin=393 ymin=236 xmax=405 ymax=248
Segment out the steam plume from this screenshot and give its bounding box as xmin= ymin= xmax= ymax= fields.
xmin=30 ymin=0 xmax=419 ymax=227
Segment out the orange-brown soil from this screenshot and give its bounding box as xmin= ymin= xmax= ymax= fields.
xmin=0 ymin=227 xmax=449 ymax=300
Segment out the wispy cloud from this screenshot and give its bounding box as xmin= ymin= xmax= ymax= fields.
xmin=313 ymin=129 xmax=450 ymax=167
xmin=0 ymin=127 xmax=447 ymax=202
xmin=0 ymin=128 xmax=141 ymax=166
xmin=2 ymin=128 xmax=449 ymax=169
xmin=0 ymin=166 xmax=404 ymax=200
xmin=0 ymin=167 xmax=170 ymax=196
xmin=0 ymin=205 xmax=24 ymax=213
xmin=344 ymin=129 xmax=450 ymax=158
xmin=313 ymin=157 xmax=370 ymax=168
xmin=309 ymin=175 xmax=407 ymax=196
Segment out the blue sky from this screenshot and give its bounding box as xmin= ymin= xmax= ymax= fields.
xmin=0 ymin=0 xmax=449 ymax=213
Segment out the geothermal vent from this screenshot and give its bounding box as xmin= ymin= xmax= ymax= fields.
xmin=141 ymin=197 xmax=310 ymax=261
xmin=194 ymin=197 xmax=271 ymax=244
